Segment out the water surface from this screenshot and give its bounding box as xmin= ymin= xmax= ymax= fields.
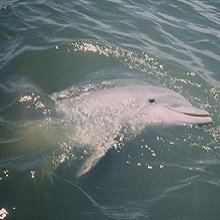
xmin=0 ymin=0 xmax=220 ymax=219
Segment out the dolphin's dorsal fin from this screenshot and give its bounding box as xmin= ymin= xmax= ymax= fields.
xmin=76 ymin=148 xmax=108 ymax=178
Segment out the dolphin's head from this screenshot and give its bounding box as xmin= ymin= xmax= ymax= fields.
xmin=142 ymin=86 xmax=212 ymax=126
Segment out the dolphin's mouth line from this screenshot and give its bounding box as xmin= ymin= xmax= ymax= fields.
xmin=181 ymin=112 xmax=210 ymax=118
xmin=166 ymin=106 xmax=211 ymax=118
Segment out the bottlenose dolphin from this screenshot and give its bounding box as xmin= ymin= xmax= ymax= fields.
xmin=54 ymin=84 xmax=212 ymax=177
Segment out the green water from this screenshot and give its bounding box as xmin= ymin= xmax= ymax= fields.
xmin=0 ymin=0 xmax=220 ymax=219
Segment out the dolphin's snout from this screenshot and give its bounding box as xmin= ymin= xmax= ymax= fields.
xmin=167 ymin=106 xmax=212 ymax=125
xmin=181 ymin=107 xmax=211 ymax=118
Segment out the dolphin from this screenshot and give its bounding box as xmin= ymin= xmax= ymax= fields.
xmin=54 ymin=84 xmax=212 ymax=177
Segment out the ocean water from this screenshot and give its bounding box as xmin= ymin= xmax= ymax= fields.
xmin=0 ymin=0 xmax=220 ymax=219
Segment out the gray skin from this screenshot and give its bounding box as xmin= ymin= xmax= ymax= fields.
xmin=54 ymin=84 xmax=212 ymax=177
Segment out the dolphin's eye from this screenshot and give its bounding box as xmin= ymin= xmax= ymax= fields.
xmin=148 ymin=98 xmax=155 ymax=104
